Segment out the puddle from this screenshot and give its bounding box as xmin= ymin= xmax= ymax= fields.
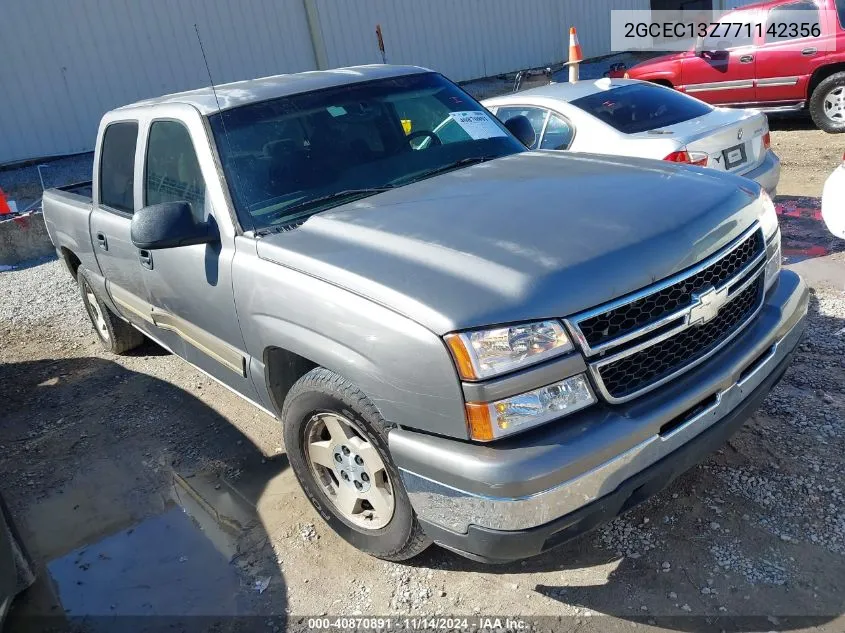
xmin=48 ymin=506 xmax=244 ymax=616
xmin=10 ymin=461 xmax=285 ymax=625
xmin=776 ymin=197 xmax=844 ymax=264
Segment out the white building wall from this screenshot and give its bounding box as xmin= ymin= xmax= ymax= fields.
xmin=0 ymin=0 xmax=646 ymax=164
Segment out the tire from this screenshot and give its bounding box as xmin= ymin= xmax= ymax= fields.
xmin=282 ymin=367 xmax=431 ymax=561
xmin=809 ymin=72 xmax=845 ymax=133
xmin=77 ymin=268 xmax=144 ymax=355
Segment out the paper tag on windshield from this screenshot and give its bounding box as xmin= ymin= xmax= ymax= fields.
xmin=448 ymin=111 xmax=507 ymax=140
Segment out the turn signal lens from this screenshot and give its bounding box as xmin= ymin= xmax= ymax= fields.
xmin=465 ymin=403 xmax=495 ymax=441
xmin=465 ymin=374 xmax=596 ymax=441
xmin=763 ymin=131 xmax=771 ymax=149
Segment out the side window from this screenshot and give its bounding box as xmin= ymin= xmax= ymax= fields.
xmin=392 ymin=93 xmax=474 ymax=148
xmin=764 ymin=1 xmax=820 ymax=43
xmin=99 ymin=122 xmax=138 ymax=213
xmin=539 ymin=113 xmax=574 ymax=150
xmin=145 ymin=121 xmax=206 ymax=220
xmin=494 ymin=106 xmax=548 ymax=149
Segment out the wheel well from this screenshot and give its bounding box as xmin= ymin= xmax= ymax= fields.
xmin=60 ymin=247 xmax=81 ymax=280
xmin=649 ymin=79 xmax=673 ymax=88
xmin=264 ymin=347 xmax=318 ymax=414
xmin=809 ymin=64 xmax=845 ymax=99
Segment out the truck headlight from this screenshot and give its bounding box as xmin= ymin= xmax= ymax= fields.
xmin=445 ymin=320 xmax=573 ymax=380
xmin=465 ymin=374 xmax=596 ymax=441
xmin=759 ymin=189 xmax=778 ymax=239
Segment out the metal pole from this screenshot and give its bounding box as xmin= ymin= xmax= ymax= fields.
xmin=569 ymin=63 xmax=579 ymax=83
xmin=376 ymin=24 xmax=387 ymax=64
xmin=37 ymin=164 xmax=49 ymax=191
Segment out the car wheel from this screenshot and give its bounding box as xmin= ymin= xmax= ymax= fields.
xmin=78 ymin=268 xmax=144 ymax=354
xmin=282 ymin=367 xmax=431 ymax=561
xmin=810 ymin=72 xmax=845 ymax=133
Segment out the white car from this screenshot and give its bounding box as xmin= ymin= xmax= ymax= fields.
xmin=482 ymin=78 xmax=780 ymax=196
xmin=822 ymin=153 xmax=845 ymax=239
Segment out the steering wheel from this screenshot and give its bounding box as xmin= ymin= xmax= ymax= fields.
xmin=406 ymin=130 xmax=442 ymax=149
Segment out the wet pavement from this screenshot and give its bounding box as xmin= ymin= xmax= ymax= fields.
xmin=776 ymin=196 xmax=845 ymax=266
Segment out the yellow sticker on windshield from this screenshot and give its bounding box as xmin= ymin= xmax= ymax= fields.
xmin=401 ymin=119 xmax=412 ymax=135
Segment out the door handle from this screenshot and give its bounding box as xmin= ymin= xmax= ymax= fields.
xmin=802 ymin=47 xmax=818 ymax=56
xmin=138 ymin=249 xmax=153 ymax=270
xmin=739 ymin=55 xmax=754 ymax=63
xmin=95 ymin=232 xmax=108 ymax=250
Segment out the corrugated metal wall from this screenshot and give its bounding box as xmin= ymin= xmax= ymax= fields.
xmin=0 ymin=0 xmax=645 ymax=165
xmin=310 ymin=0 xmax=647 ymax=81
xmin=0 ymin=0 xmax=316 ymax=164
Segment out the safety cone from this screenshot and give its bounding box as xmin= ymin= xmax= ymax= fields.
xmin=566 ymin=27 xmax=583 ymax=83
xmin=0 ymin=188 xmax=11 ymax=216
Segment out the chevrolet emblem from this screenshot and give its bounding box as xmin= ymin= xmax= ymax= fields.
xmin=689 ymin=285 xmax=730 ymax=326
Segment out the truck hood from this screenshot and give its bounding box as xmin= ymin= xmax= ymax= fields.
xmin=256 ymin=151 xmax=760 ymax=335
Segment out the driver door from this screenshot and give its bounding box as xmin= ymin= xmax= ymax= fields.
xmin=137 ymin=114 xmax=258 ymax=400
xmin=681 ymin=10 xmax=759 ymax=104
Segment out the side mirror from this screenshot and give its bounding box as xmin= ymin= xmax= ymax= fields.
xmin=504 ymin=115 xmax=536 ymax=148
xmin=131 ymin=201 xmax=216 ymax=250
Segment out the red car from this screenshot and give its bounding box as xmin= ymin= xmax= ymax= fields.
xmin=619 ymin=0 xmax=845 ymax=132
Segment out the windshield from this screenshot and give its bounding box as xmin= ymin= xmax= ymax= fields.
xmin=570 ymin=83 xmax=713 ymax=134
xmin=209 ymin=72 xmax=524 ymax=230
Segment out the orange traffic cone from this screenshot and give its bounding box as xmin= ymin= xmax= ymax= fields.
xmin=566 ymin=26 xmax=583 ymax=83
xmin=0 ymin=188 xmax=11 ymax=216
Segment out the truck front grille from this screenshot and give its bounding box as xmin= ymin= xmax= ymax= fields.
xmin=577 ymin=229 xmax=763 ymax=349
xmin=596 ymin=276 xmax=763 ymax=400
xmin=566 ymin=224 xmax=767 ymax=403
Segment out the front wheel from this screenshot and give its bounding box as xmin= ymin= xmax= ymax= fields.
xmin=809 ymin=72 xmax=845 ymax=133
xmin=282 ymin=368 xmax=430 ymax=561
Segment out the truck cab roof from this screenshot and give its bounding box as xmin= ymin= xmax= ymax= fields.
xmin=116 ymin=64 xmax=431 ymax=115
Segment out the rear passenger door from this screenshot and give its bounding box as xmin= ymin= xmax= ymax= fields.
xmin=754 ymin=0 xmax=824 ymax=104
xmin=89 ymin=121 xmax=164 ymax=339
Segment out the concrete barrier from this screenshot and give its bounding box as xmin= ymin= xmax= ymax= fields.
xmin=0 ymin=212 xmax=56 ymax=266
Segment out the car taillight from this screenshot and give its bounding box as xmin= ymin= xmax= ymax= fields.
xmin=763 ymin=132 xmax=771 ymax=149
xmin=664 ymin=149 xmax=708 ymax=167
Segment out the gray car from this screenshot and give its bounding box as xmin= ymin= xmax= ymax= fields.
xmin=42 ymin=65 xmax=807 ymax=562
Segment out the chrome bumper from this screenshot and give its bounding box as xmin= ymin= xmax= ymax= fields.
xmin=740 ymin=151 xmax=780 ymax=197
xmin=390 ymin=270 xmax=807 ymax=534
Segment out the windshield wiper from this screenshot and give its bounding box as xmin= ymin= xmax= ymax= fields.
xmin=257 ymin=187 xmax=396 ymax=232
xmin=392 ymin=156 xmax=497 ymax=186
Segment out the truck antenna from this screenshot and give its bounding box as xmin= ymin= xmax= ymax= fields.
xmin=194 ymin=24 xmax=225 ymax=116
xmin=194 ymin=24 xmax=245 ymax=227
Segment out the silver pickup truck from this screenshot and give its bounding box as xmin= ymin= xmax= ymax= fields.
xmin=43 ymin=65 xmax=808 ymax=563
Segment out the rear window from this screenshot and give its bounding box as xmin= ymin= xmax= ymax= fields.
xmin=570 ymin=84 xmax=712 ymax=134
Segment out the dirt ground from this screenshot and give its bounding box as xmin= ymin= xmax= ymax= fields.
xmin=2 ymin=121 xmax=845 ymax=633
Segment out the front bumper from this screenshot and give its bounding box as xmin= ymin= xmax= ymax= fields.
xmin=739 ymin=150 xmax=780 ymax=197
xmin=389 ymin=270 xmax=807 ymax=562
